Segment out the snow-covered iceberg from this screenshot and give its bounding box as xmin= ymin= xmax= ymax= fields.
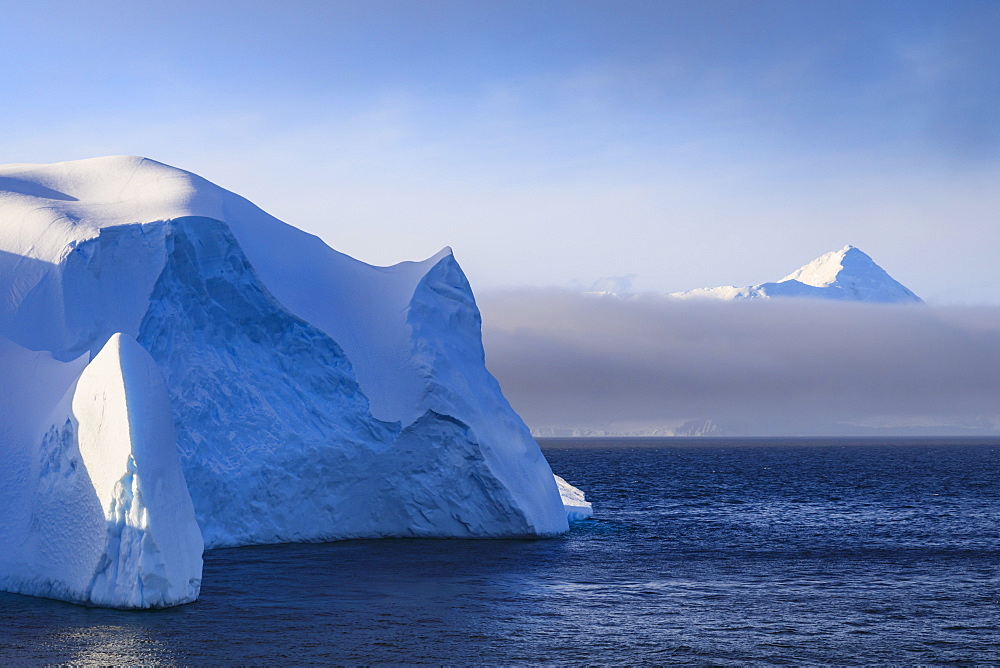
xmin=0 ymin=156 xmax=585 ymax=608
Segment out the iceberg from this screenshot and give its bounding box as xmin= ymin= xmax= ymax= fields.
xmin=554 ymin=475 xmax=594 ymax=521
xmin=0 ymin=156 xmax=587 ymax=608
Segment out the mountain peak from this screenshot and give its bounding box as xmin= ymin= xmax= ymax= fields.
xmin=671 ymin=246 xmax=922 ymax=304
xmin=779 ymin=245 xmax=877 ymax=288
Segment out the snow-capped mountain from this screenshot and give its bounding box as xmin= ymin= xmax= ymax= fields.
xmin=671 ymin=246 xmax=922 ymax=304
xmin=0 ymin=156 xmax=585 ymax=609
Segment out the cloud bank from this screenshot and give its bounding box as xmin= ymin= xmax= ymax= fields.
xmin=479 ymin=291 xmax=1000 ymax=436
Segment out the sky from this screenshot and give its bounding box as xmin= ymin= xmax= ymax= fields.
xmin=3 ymin=0 xmax=999 ymax=304
xmin=4 ymin=0 xmax=999 ymax=435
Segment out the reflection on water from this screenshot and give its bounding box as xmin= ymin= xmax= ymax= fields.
xmin=2 ymin=441 xmax=1000 ymax=664
xmin=66 ymin=625 xmax=178 ymax=666
xmin=0 ymin=606 xmax=182 ymax=665
xmin=1 ymin=538 xmax=583 ymax=664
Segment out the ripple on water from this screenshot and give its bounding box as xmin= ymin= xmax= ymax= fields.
xmin=1 ymin=440 xmax=999 ymax=664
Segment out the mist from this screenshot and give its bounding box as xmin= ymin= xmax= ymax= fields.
xmin=479 ymin=291 xmax=1000 ymax=436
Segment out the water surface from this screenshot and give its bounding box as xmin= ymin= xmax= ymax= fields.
xmin=2 ymin=438 xmax=999 ymax=664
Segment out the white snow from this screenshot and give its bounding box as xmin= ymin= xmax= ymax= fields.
xmin=0 ymin=156 xmax=575 ymax=607
xmin=780 ymin=245 xmax=860 ymax=287
xmin=670 ymin=245 xmax=923 ymax=304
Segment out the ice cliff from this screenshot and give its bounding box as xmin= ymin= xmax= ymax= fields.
xmin=0 ymin=156 xmax=581 ymax=608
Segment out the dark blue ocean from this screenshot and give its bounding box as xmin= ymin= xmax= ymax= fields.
xmin=2 ymin=438 xmax=999 ymax=665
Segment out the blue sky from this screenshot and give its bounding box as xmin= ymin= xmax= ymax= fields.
xmin=4 ymin=0 xmax=999 ymax=303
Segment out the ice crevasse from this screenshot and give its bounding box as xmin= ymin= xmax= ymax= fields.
xmin=0 ymin=156 xmax=591 ymax=608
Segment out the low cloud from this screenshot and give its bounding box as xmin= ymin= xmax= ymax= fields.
xmin=479 ymin=291 xmax=1000 ymax=435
